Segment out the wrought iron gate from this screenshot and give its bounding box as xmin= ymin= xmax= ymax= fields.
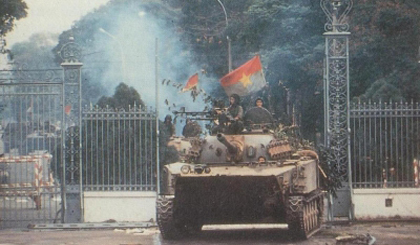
xmin=0 ymin=37 xmax=83 ymax=228
xmin=81 ymin=105 xmax=157 ymax=192
xmin=350 ymin=101 xmax=420 ymax=188
xmin=0 ymin=82 xmax=64 ymax=228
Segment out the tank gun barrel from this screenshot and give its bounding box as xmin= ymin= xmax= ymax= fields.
xmin=217 ymin=133 xmax=237 ymax=155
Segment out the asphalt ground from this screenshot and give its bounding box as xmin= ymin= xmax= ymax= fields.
xmin=0 ymin=222 xmax=420 ymax=245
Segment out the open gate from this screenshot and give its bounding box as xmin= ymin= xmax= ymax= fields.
xmin=0 ymin=82 xmax=64 ymax=228
xmin=0 ymin=37 xmax=84 ymax=228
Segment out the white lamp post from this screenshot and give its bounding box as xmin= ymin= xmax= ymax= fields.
xmin=216 ymin=0 xmax=232 ymax=72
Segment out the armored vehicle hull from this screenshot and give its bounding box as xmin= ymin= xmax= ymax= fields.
xmin=157 ymin=133 xmax=324 ymax=240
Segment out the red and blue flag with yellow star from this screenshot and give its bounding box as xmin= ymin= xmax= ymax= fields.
xmin=219 ymin=55 xmax=266 ymax=96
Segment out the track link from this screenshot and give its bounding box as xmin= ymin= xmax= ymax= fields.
xmin=156 ymin=195 xmax=185 ymax=240
xmin=287 ymin=191 xmax=324 ymax=239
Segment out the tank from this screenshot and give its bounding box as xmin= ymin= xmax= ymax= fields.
xmin=157 ymin=106 xmax=324 ymax=240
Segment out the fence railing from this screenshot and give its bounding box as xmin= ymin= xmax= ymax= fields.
xmin=350 ymin=101 xmax=420 ymax=188
xmin=81 ymin=105 xmax=157 ymax=191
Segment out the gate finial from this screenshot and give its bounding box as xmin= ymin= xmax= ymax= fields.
xmin=321 ymin=0 xmax=353 ymax=32
xmin=59 ymin=36 xmax=82 ymax=63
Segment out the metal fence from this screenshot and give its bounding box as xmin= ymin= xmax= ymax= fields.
xmin=81 ymin=105 xmax=157 ymax=192
xmin=350 ymin=101 xmax=420 ymax=188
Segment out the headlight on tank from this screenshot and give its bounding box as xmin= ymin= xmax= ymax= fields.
xmin=204 ymin=167 xmax=211 ymax=174
xmin=194 ymin=165 xmax=204 ymax=174
xmin=180 ymin=165 xmax=191 ymax=174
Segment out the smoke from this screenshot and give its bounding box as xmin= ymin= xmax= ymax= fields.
xmin=84 ymin=4 xmax=215 ymax=135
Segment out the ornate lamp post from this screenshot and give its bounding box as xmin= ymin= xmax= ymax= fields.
xmin=320 ymin=0 xmax=353 ymax=220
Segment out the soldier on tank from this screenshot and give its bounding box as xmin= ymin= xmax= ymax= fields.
xmin=163 ymin=115 xmax=175 ymax=137
xmin=255 ymin=98 xmax=264 ymax=108
xmin=225 ymin=93 xmax=244 ymax=134
xmin=258 ymin=156 xmax=266 ymax=164
xmin=211 ymin=100 xmax=228 ymax=134
xmin=182 ymin=118 xmax=202 ymax=138
xmin=244 ymin=98 xmax=274 ymax=131
xmin=211 ymin=95 xmax=244 ymax=135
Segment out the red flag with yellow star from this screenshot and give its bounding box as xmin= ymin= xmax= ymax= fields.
xmin=219 ymin=55 xmax=266 ymax=96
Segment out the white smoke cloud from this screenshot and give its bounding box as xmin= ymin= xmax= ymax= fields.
xmin=88 ymin=6 xmax=215 ymax=135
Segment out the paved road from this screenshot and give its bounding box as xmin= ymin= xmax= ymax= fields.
xmin=0 ymin=222 xmax=419 ymax=245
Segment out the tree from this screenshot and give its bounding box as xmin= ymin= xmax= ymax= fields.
xmin=350 ymin=0 xmax=420 ymax=101
xmin=11 ymin=33 xmax=58 ymax=71
xmin=96 ymin=82 xmax=145 ymax=109
xmin=0 ymin=0 xmax=28 ymax=36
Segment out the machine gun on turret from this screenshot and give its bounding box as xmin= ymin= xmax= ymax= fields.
xmin=173 ymin=107 xmax=220 ymax=121
xmin=173 ymin=106 xmax=232 ymax=120
xmin=173 ymin=106 xmax=234 ymax=135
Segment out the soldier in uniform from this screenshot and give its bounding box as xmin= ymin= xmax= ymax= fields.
xmin=244 ymin=98 xmax=274 ymax=125
xmin=182 ymin=118 xmax=202 ymax=137
xmin=258 ymin=156 xmax=266 ymax=164
xmin=226 ymin=94 xmax=244 ymax=134
xmin=255 ymin=98 xmax=264 ymax=108
xmin=163 ymin=115 xmax=175 ymax=137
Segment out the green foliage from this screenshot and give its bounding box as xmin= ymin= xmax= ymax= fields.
xmin=350 ymin=0 xmax=420 ymax=101
xmin=11 ymin=33 xmax=58 ymax=68
xmin=96 ymin=83 xmax=145 ymax=110
xmin=0 ymin=0 xmax=27 ymax=36
xmin=317 ymin=145 xmax=343 ymax=198
xmin=355 ymin=78 xmax=405 ymax=103
xmin=273 ymin=124 xmax=314 ymax=151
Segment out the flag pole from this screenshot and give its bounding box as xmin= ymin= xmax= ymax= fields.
xmin=155 ymin=38 xmax=160 ymax=194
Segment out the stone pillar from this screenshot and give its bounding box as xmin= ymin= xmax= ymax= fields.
xmin=59 ymin=37 xmax=83 ymax=223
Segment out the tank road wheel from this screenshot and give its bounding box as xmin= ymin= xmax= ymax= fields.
xmin=156 ymin=196 xmax=185 ymax=240
xmin=287 ymin=192 xmax=323 ymax=239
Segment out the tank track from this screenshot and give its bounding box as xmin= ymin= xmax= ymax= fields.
xmin=156 ymin=195 xmax=185 ymax=240
xmin=286 ymin=190 xmax=324 ymax=239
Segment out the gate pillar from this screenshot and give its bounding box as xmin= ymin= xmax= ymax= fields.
xmin=321 ymin=0 xmax=354 ymax=220
xmin=60 ymin=37 xmax=83 ymax=223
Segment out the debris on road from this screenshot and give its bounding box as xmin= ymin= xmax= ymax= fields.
xmin=336 ymin=233 xmax=376 ymax=245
